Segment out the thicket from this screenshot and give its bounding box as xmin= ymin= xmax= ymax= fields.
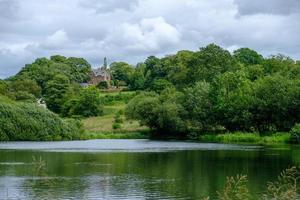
xmin=0 ymin=96 xmax=83 ymax=141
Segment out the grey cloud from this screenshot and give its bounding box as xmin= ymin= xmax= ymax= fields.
xmin=0 ymin=0 xmax=19 ymax=19
xmin=234 ymin=0 xmax=300 ymax=16
xmin=1 ymin=0 xmax=300 ymax=78
xmin=79 ymin=0 xmax=138 ymax=13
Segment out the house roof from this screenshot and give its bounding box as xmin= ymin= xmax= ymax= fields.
xmin=92 ymin=67 xmax=109 ymax=77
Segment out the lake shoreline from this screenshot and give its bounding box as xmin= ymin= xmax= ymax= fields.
xmin=80 ymin=131 xmax=293 ymax=145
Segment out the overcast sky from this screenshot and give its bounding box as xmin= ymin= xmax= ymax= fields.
xmin=0 ymin=0 xmax=300 ymax=78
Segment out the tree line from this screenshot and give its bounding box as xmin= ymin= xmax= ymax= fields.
xmin=120 ymin=44 xmax=300 ymax=138
xmin=1 ymin=44 xmax=300 ymax=140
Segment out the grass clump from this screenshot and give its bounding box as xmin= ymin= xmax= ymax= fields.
xmin=198 ymin=132 xmax=291 ymax=144
xmin=203 ymin=166 xmax=300 ymax=200
xmin=82 ymin=131 xmax=149 ymax=139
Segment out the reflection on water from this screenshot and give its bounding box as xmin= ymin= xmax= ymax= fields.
xmin=0 ymin=139 xmax=299 ymax=199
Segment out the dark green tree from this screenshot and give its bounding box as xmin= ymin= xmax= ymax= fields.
xmin=233 ymin=48 xmax=264 ymax=66
xmin=110 ymin=62 xmax=134 ymax=86
xmin=44 ymin=74 xmax=70 ymax=113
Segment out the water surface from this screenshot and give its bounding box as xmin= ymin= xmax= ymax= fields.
xmin=0 ymin=139 xmax=298 ymax=199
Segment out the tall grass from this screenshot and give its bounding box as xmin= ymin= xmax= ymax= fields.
xmin=199 ymin=132 xmax=291 ymax=144
xmin=203 ymin=166 xmax=300 ymax=200
xmin=82 ymin=131 xmax=149 ymax=140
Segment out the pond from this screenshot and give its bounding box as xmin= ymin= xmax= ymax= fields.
xmin=0 ymin=139 xmax=299 ymax=199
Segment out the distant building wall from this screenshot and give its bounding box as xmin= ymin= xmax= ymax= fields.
xmin=88 ymin=68 xmax=111 ymax=86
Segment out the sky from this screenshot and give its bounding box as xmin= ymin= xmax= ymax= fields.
xmin=0 ymin=0 xmax=300 ymax=78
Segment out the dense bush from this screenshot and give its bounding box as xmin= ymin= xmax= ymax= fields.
xmin=99 ymin=91 xmax=137 ymax=105
xmin=126 ymin=91 xmax=187 ymax=137
xmin=290 ymin=123 xmax=300 ymax=143
xmin=97 ymin=81 xmax=109 ymax=89
xmin=62 ymin=87 xmax=103 ymax=117
xmin=0 ymin=97 xmax=83 ymax=141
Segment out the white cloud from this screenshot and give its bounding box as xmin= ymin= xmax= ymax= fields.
xmin=0 ymin=0 xmax=300 ymax=78
xmin=120 ymin=17 xmax=181 ymax=52
xmin=43 ymin=30 xmax=69 ymax=49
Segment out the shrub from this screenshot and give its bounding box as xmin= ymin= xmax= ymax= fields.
xmin=290 ymin=123 xmax=300 ymax=143
xmin=62 ymin=87 xmax=103 ymax=117
xmin=97 ymin=81 xmax=109 ymax=89
xmin=112 ymin=123 xmax=121 ymax=129
xmin=0 ymin=99 xmax=83 ymax=141
xmin=114 ymin=111 xmax=123 ymax=123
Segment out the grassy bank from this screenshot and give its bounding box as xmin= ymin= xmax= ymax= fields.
xmin=81 ymin=131 xmax=149 ymax=139
xmin=198 ymin=132 xmax=291 ymax=144
xmin=82 ymin=93 xmax=149 ymax=139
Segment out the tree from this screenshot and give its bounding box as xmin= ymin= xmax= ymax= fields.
xmin=126 ymin=91 xmax=187 ymax=136
xmin=128 ymin=63 xmax=146 ymax=90
xmin=13 ymin=55 xmax=91 ymax=90
xmin=150 ymin=79 xmax=173 ymax=93
xmin=252 ymin=75 xmax=300 ymax=131
xmin=213 ymin=71 xmax=254 ymax=131
xmin=125 ymin=92 xmax=160 ymax=128
xmin=144 ymin=56 xmax=165 ymax=88
xmin=62 ymin=87 xmax=103 ymax=117
xmin=110 ymin=62 xmax=134 ymax=86
xmin=44 ymin=74 xmax=70 ymax=113
xmin=263 ymin=54 xmax=295 ymax=75
xmin=10 ymin=79 xmax=41 ymax=98
xmin=183 ymin=81 xmax=212 ymax=131
xmin=190 ymin=44 xmax=237 ymax=83
xmin=233 ymin=48 xmax=264 ymax=66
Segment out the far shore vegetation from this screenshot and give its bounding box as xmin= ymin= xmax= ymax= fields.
xmin=1 ymin=44 xmax=300 ymax=144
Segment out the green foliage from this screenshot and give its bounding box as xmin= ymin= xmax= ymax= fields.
xmin=13 ymin=55 xmax=91 ymax=89
xmin=112 ymin=123 xmax=121 ymax=129
xmin=6 ymin=44 xmax=300 ymax=139
xmin=290 ymin=123 xmax=300 ymax=143
xmin=44 ymin=74 xmax=70 ymax=113
xmin=9 ymin=79 xmax=41 ymax=97
xmin=126 ymin=91 xmax=187 ymax=136
xmin=110 ymin=62 xmax=134 ymax=86
xmin=125 ymin=92 xmax=160 ymax=128
xmin=0 ymin=98 xmax=83 ymax=141
xmin=83 ymin=131 xmax=149 ymax=139
xmin=97 ymin=81 xmax=108 ymax=89
xmin=0 ymin=80 xmax=9 ymax=95
xmin=128 ymin=63 xmax=146 ymax=90
xmin=150 ymin=78 xmax=173 ymax=93
xmin=9 ymin=55 xmax=92 ymax=116
xmin=183 ymin=81 xmax=212 ymax=131
xmin=126 ymin=44 xmax=300 ymax=135
xmin=233 ymin=48 xmax=263 ymax=66
xmin=190 ymin=44 xmax=237 ymax=83
xmin=114 ymin=110 xmax=123 ymax=123
xmin=14 ymin=91 xmax=36 ymax=102
xmin=99 ymin=91 xmax=137 ymax=105
xmin=252 ymin=75 xmax=300 ymax=131
xmin=62 ymin=86 xmax=103 ymax=117
xmin=199 ymin=132 xmax=290 ymax=144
